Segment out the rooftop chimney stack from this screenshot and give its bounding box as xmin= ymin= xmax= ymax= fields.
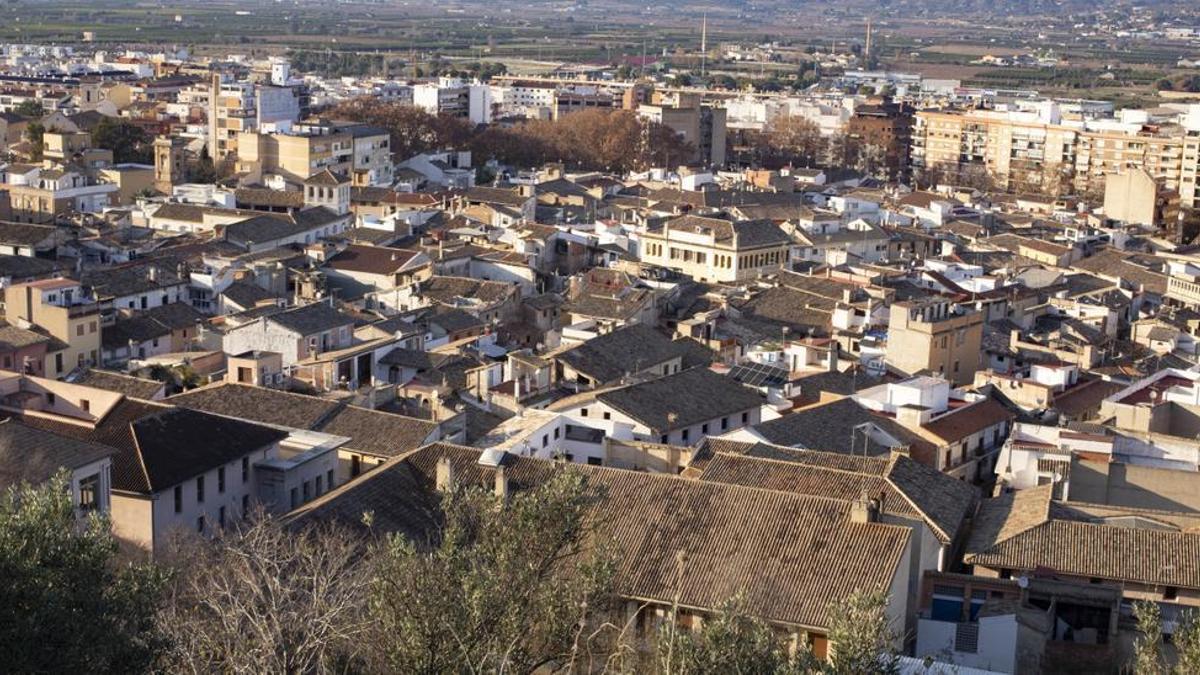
xmin=436 ymin=457 xmax=455 ymax=492
xmin=850 ymin=495 xmax=881 ymax=524
xmin=494 ymin=465 xmax=509 ymax=502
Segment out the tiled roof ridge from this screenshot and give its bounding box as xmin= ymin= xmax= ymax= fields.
xmin=711 ymin=447 xmax=886 ymax=478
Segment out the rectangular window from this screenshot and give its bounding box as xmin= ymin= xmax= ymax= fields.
xmin=682 ymin=429 xmax=690 ymax=442
xmin=603 ymin=411 xmax=611 ymax=420
xmin=326 ymin=470 xmax=334 ymax=491
xmin=174 ymin=485 xmax=182 ymax=513
xmin=218 ymin=506 xmax=226 ymax=528
xmin=197 ymin=517 xmax=205 ymax=533
xmin=721 ymin=417 xmax=729 ymax=430
xmin=242 ymin=494 xmax=249 ymax=514
xmin=553 ymin=428 xmax=560 ymax=439
xmin=196 ymin=476 xmax=205 ymax=503
xmin=580 ymin=407 xmax=588 ymax=417
xmin=741 ymin=412 xmax=749 ymax=424
xmin=290 ymin=487 xmax=299 ymax=509
xmin=218 ymin=467 xmax=225 ymax=493
xmin=541 ymin=434 xmax=549 ymax=448
xmin=316 ymin=475 xmax=323 ymax=496
xmin=80 ymin=399 xmax=89 ymax=413
xmin=351 ymin=455 xmax=362 ymax=477
xmin=701 ymin=423 xmax=709 ymax=434
xmin=587 ymin=457 xmax=602 ymax=466
xmin=303 ymin=481 xmax=311 ymax=502
xmin=242 ymin=457 xmax=249 ymax=483
xmin=79 ymin=474 xmax=99 ymax=512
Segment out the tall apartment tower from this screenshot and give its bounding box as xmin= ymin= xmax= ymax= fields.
xmin=885 ymin=298 xmax=983 ymax=386
xmin=153 ymin=136 xmax=187 ymax=194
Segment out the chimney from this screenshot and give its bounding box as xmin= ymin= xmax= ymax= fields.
xmin=146 ymin=265 xmax=159 ymax=282
xmin=850 ymin=495 xmax=882 ymax=524
xmin=494 ymin=465 xmax=509 ymax=501
xmin=896 ymin=404 xmax=932 ymax=429
xmin=435 ymin=457 xmax=455 ymax=492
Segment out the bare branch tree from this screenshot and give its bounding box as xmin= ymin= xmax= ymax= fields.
xmin=156 ymin=514 xmax=370 ymax=674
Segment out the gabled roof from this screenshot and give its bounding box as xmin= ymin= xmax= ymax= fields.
xmin=965 ymin=486 xmax=1200 ymax=589
xmin=81 ymin=263 xmax=186 ymax=298
xmin=0 ymin=221 xmax=58 ymax=246
xmin=305 ymin=168 xmax=347 ymax=186
xmin=235 ymin=187 xmax=305 ymax=209
xmin=595 ymin=367 xmax=764 ymax=432
xmin=169 ymin=383 xmax=438 ymax=459
xmin=922 ymin=398 xmax=1013 ymax=444
xmin=314 ymin=406 xmax=438 ymax=459
xmin=290 ymin=443 xmax=912 ymax=630
xmin=0 ymin=320 xmax=50 ymax=351
xmin=15 ymin=398 xmax=287 ymax=493
xmin=0 ymin=253 xmax=63 ymax=280
xmin=264 ymin=301 xmax=353 ymax=336
xmin=68 ymin=368 xmax=164 ymax=400
xmin=220 ymin=281 xmax=279 ymax=309
xmin=169 ymin=382 xmax=342 ymax=430
xmin=750 ymin=397 xmax=914 ymax=455
xmin=325 ymin=244 xmax=421 ymax=276
xmin=0 ymin=419 xmax=114 ymax=490
xmin=554 ymin=324 xmax=685 ymax=384
xmin=698 ymin=450 xmax=978 ymax=544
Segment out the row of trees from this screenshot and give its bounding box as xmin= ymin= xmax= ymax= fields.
xmin=328 ymin=99 xmax=695 ymax=174
xmin=4 ymin=471 xmax=899 ymax=673
xmin=20 ymin=115 xmax=152 ymax=165
xmin=739 ymin=116 xmax=894 ymax=180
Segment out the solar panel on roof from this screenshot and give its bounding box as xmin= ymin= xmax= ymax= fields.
xmin=728 ymin=361 xmax=789 ymax=388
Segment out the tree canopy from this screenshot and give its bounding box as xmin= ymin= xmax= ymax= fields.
xmin=0 ymin=473 xmax=166 ymax=673
xmin=92 ymin=117 xmax=153 ymax=164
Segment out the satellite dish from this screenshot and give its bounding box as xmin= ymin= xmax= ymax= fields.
xmin=1017 ymin=576 xmax=1029 ymax=589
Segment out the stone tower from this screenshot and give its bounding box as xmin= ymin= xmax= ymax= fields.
xmin=153 ymin=136 xmax=187 ymax=194
xmin=303 ymin=169 xmax=351 ymax=215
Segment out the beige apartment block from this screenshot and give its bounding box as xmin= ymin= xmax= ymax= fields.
xmin=5 ymin=278 xmax=101 ymax=378
xmin=913 ymin=107 xmax=1200 ymax=208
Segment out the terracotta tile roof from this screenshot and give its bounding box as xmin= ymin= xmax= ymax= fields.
xmin=700 ymin=452 xmax=924 ymax=520
xmin=235 ymin=188 xmax=305 ymax=208
xmin=700 ymin=449 xmax=978 ymax=544
xmin=69 ymin=369 xmax=163 ymax=400
xmin=922 ymin=398 xmax=1013 ymax=444
xmin=291 ymin=443 xmax=912 ymax=629
xmin=325 ymin=244 xmax=421 ymax=276
xmin=596 ymin=367 xmax=765 ymax=432
xmin=965 ymin=485 xmax=1054 ymax=558
xmin=554 ymin=323 xmax=685 ymax=384
xmin=1071 ymin=248 xmax=1167 ymax=295
xmin=314 ymin=405 xmax=438 ymax=458
xmin=968 ymin=514 xmax=1200 ymax=589
xmin=0 ymin=320 xmax=50 ymax=350
xmin=15 ymin=398 xmax=286 ymax=493
xmin=0 ymin=419 xmax=115 ymax=490
xmin=170 ymin=384 xmax=438 ymax=459
xmin=169 ymin=383 xmax=341 ymax=430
